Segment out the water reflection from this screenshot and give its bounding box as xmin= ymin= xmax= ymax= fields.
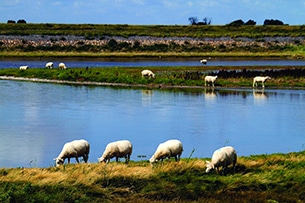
xmin=253 ymin=89 xmax=267 ymax=99
xmin=204 ymin=88 xmax=217 ymax=106
xmin=141 ymin=89 xmax=153 ymax=106
xmin=253 ymin=89 xmax=268 ymax=105
xmin=1 ymin=80 xmax=305 ymax=168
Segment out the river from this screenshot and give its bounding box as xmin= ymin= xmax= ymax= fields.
xmin=0 ymin=78 xmax=305 ymax=168
xmin=1 ymin=58 xmax=305 ymax=69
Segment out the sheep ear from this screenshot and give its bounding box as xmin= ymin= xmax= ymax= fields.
xmin=205 ymin=161 xmax=210 ymax=164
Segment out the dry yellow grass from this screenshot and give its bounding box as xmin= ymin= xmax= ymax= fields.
xmin=1 ymin=154 xmax=305 ymax=202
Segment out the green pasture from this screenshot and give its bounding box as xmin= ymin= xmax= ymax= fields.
xmin=1 ymin=66 xmax=305 ymax=89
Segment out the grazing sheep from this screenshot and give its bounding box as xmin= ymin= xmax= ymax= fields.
xmin=200 ymin=59 xmax=207 ymax=65
xmin=45 ymin=62 xmax=54 ymax=69
xmin=19 ymin=65 xmax=29 ymax=70
xmin=253 ymin=76 xmax=271 ymax=88
xmin=59 ymin=62 xmax=67 ymax=70
xmin=54 ymin=139 xmax=90 ymax=167
xmin=206 ymin=146 xmax=237 ymax=175
xmin=141 ymin=69 xmax=155 ymax=78
xmin=98 ymin=140 xmax=133 ymax=163
xmin=204 ymin=75 xmax=218 ymax=87
xmin=149 ymin=139 xmax=183 ymax=163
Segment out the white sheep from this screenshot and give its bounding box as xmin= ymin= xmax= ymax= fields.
xmin=19 ymin=65 xmax=29 ymax=70
xmin=98 ymin=140 xmax=133 ymax=163
xmin=141 ymin=69 xmax=155 ymax=78
xmin=204 ymin=75 xmax=218 ymax=87
xmin=45 ymin=62 xmax=54 ymax=69
xmin=200 ymin=59 xmax=207 ymax=65
xmin=54 ymin=139 xmax=90 ymax=167
xmin=205 ymin=146 xmax=237 ymax=175
xmin=149 ymin=139 xmax=183 ymax=163
xmin=253 ymin=76 xmax=271 ymax=88
xmin=59 ymin=62 xmax=67 ymax=70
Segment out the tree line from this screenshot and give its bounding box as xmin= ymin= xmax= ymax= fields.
xmin=7 ymin=19 xmax=27 ymax=24
xmin=188 ymin=17 xmax=285 ymax=26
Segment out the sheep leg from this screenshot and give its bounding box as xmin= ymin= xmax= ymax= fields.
xmin=67 ymin=158 xmax=70 ymax=164
xmin=83 ymin=155 xmax=88 ymax=163
xmin=75 ymin=157 xmax=80 ymax=163
xmin=233 ymin=163 xmax=236 ymax=174
xmin=116 ymin=157 xmax=119 ymax=162
xmin=222 ymin=165 xmax=227 ymax=176
xmin=126 ymin=154 xmax=130 ymax=163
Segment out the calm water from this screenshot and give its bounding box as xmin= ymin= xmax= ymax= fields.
xmin=1 ymin=79 xmax=305 ymax=168
xmin=1 ymin=58 xmax=305 ymax=69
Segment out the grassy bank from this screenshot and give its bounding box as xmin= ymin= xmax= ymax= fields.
xmin=1 ymin=66 xmax=305 ymax=89
xmin=1 ymin=152 xmax=305 ymax=202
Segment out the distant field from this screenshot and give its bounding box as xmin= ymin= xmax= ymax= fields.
xmin=1 ymin=23 xmax=305 ymax=58
xmin=1 ymin=23 xmax=305 ymax=38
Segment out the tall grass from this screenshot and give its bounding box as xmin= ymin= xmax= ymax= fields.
xmin=1 ymin=152 xmax=305 ymax=202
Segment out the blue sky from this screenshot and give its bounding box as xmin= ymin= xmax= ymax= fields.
xmin=1 ymin=0 xmax=305 ymax=25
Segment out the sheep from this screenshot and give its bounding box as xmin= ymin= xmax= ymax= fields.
xmin=54 ymin=139 xmax=90 ymax=167
xmin=205 ymin=146 xmax=237 ymax=175
xmin=141 ymin=69 xmax=155 ymax=78
xmin=59 ymin=62 xmax=67 ymax=70
xmin=204 ymin=75 xmax=218 ymax=87
xmin=19 ymin=65 xmax=29 ymax=70
xmin=200 ymin=59 xmax=207 ymax=65
xmin=253 ymin=76 xmax=271 ymax=88
xmin=149 ymin=139 xmax=183 ymax=163
xmin=45 ymin=62 xmax=54 ymax=69
xmin=98 ymin=140 xmax=133 ymax=163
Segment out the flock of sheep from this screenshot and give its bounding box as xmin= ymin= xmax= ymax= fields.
xmin=54 ymin=139 xmax=237 ymax=175
xmin=142 ymin=68 xmax=271 ymax=88
xmin=19 ymin=62 xmax=67 ymax=70
xmin=20 ymin=60 xmax=265 ymax=174
xmin=19 ymin=60 xmax=271 ymax=88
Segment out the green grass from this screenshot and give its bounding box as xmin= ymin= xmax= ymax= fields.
xmin=2 ymin=66 xmax=305 ymax=89
xmin=1 ymin=23 xmax=305 ymax=38
xmin=1 ymin=152 xmax=305 ymax=202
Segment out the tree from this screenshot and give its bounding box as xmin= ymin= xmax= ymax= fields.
xmin=7 ymin=20 xmax=16 ymax=24
xmin=188 ymin=17 xmax=198 ymax=25
xmin=264 ymin=19 xmax=284 ymax=25
xmin=245 ymin=19 xmax=256 ymax=25
xmin=17 ymin=19 xmax=27 ymax=24
xmin=189 ymin=17 xmax=211 ymax=25
xmin=228 ymin=19 xmax=244 ymax=26
xmin=203 ymin=17 xmax=212 ymax=25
